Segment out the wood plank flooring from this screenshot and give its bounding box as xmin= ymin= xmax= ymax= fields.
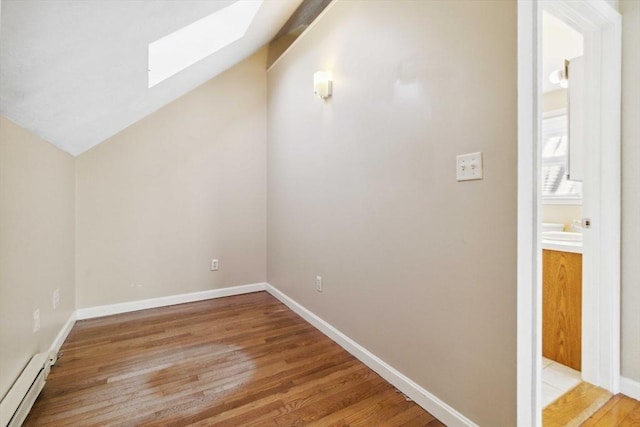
xmin=542 ymin=381 xmax=640 ymax=427
xmin=582 ymin=394 xmax=640 ymax=427
xmin=24 ymin=291 xmax=442 ymax=426
xmin=542 ymin=382 xmax=611 ymax=427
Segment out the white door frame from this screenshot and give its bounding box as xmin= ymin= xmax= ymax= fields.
xmin=517 ymin=1 xmax=621 ymax=426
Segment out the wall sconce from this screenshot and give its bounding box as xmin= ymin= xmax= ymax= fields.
xmin=549 ymin=59 xmax=569 ymax=88
xmin=313 ymin=71 xmax=332 ymax=99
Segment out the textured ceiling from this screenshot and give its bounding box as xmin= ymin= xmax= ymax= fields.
xmin=0 ymin=0 xmax=302 ymax=156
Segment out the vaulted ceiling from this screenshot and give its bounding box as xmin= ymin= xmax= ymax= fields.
xmin=0 ymin=0 xmax=302 ymax=156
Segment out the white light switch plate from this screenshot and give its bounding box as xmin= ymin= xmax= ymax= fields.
xmin=456 ymin=152 xmax=483 ymax=181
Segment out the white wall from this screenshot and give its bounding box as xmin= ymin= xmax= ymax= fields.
xmin=0 ymin=116 xmax=76 ymax=400
xmin=75 ymin=50 xmax=267 ymax=308
xmin=621 ymin=0 xmax=640 ymax=383
xmin=267 ymin=1 xmax=517 ymax=425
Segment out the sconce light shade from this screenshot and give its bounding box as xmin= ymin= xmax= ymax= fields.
xmin=313 ymin=71 xmax=332 ymax=99
xmin=549 ymin=69 xmax=564 ymax=84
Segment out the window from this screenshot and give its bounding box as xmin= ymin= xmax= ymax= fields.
xmin=148 ymin=0 xmax=264 ymax=88
xmin=541 ymin=111 xmax=582 ymax=203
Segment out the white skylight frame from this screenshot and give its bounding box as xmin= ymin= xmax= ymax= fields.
xmin=148 ymin=0 xmax=264 ymax=88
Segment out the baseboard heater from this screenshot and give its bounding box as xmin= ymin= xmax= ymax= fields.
xmin=0 ymin=353 xmax=53 ymax=427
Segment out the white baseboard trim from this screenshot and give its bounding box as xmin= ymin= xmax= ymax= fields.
xmin=76 ymin=282 xmax=267 ymax=320
xmin=48 ymin=311 xmax=77 ymax=357
xmin=621 ymin=376 xmax=640 ymax=401
xmin=265 ymin=284 xmax=477 ymax=427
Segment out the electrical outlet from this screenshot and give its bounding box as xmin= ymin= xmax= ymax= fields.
xmin=456 ymin=152 xmax=483 ymax=181
xmin=316 ymin=276 xmax=323 ymax=292
xmin=53 ymin=288 xmax=60 ymax=310
xmin=211 ymin=259 xmax=219 ymax=271
xmin=33 ymin=309 xmax=40 ymax=333
xmin=48 ymin=350 xmax=58 ymax=366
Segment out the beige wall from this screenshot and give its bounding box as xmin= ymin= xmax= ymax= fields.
xmin=541 ymin=205 xmax=582 ymax=231
xmin=621 ymin=0 xmax=640 ymax=383
xmin=267 ymin=1 xmax=517 ymax=425
xmin=541 ymin=202 xmax=582 ymax=231
xmin=0 ymin=117 xmax=75 ymax=400
xmin=543 ymin=89 xmax=567 ymax=113
xmin=76 ymin=51 xmax=267 ymax=308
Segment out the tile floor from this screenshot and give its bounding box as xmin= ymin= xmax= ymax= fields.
xmin=542 ymin=357 xmax=582 ymax=407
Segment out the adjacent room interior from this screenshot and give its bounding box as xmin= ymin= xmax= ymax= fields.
xmin=1 ymin=1 xmax=639 ymax=426
xmin=539 ymin=8 xmax=586 ymax=407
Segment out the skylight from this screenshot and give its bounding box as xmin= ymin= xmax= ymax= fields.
xmin=148 ymin=0 xmax=264 ymax=88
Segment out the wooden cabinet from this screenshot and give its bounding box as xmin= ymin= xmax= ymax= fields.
xmin=542 ymin=249 xmax=582 ymax=371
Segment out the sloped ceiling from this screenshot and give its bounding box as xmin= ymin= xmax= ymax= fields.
xmin=0 ymin=0 xmax=302 ymax=156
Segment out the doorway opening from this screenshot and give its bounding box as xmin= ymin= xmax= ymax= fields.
xmin=539 ymin=9 xmax=584 ymax=407
xmin=516 ymin=0 xmax=621 ymax=426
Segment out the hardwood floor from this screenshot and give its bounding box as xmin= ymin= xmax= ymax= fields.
xmin=542 ymin=381 xmax=640 ymax=427
xmin=542 ymin=382 xmax=611 ymax=427
xmin=24 ymin=291 xmax=442 ymax=426
xmin=582 ymin=394 xmax=640 ymax=427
